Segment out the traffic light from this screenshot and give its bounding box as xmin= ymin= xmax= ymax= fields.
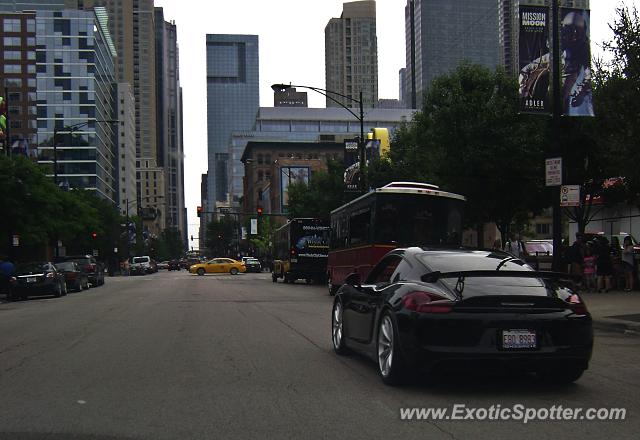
xmin=257 ymin=206 xmax=263 ymax=215
xmin=91 ymin=231 xmax=97 ymax=239
xmin=197 ymin=206 xmax=202 ymax=217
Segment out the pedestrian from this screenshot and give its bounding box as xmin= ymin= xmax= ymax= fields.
xmin=492 ymin=238 xmax=502 ymax=251
xmin=0 ymin=254 xmax=16 ymax=300
xmin=621 ymin=236 xmax=635 ymax=292
xmin=123 ymin=258 xmax=130 ymax=276
xmin=567 ymin=233 xmax=585 ymax=284
xmin=504 ymin=234 xmax=522 ymax=257
xmin=582 ymin=244 xmax=597 ymax=292
xmin=596 ymin=237 xmax=613 ymax=292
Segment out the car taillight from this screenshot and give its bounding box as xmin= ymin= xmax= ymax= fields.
xmin=566 ymin=294 xmax=588 ymax=315
xmin=290 ymin=248 xmax=296 ymax=256
xmin=402 ymin=291 xmax=454 ymax=314
xmin=46 ymin=272 xmax=55 ymax=279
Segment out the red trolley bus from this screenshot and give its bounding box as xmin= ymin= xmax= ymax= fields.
xmin=326 ymin=182 xmax=466 ymax=294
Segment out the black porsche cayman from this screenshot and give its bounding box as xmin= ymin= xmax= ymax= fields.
xmin=331 ymin=248 xmax=593 ymax=385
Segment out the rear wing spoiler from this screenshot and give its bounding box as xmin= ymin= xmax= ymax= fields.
xmin=421 ymin=270 xmax=575 ymax=283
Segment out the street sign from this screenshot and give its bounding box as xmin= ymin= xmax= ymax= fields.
xmin=250 ymin=219 xmax=258 ymax=235
xmin=12 ymin=235 xmax=19 ymax=246
xmin=545 ymin=157 xmax=562 ymax=186
xmin=241 ymin=227 xmax=247 ymax=240
xmin=218 ymin=207 xmax=231 ymax=214
xmin=560 ymin=185 xmax=580 ymax=207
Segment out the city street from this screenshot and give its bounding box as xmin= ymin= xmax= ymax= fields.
xmin=0 ymin=271 xmax=639 ymax=439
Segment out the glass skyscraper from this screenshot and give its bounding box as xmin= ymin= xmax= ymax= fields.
xmin=205 ymin=34 xmax=259 ymax=205
xmin=405 ymin=0 xmax=500 ymax=109
xmin=35 ymin=7 xmax=117 ymax=200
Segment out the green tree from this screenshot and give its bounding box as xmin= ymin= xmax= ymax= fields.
xmin=413 ymin=63 xmax=547 ymax=245
xmin=205 ymin=216 xmax=237 ymax=257
xmin=287 ymin=160 xmax=354 ymax=221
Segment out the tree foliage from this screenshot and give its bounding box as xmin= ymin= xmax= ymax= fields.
xmin=0 ymin=155 xmax=125 ymax=260
xmin=205 ymin=216 xmax=237 ymax=257
xmin=287 ymin=160 xmax=354 ymax=221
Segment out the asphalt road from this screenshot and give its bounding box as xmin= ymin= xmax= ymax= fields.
xmin=0 ymin=271 xmax=638 ymax=440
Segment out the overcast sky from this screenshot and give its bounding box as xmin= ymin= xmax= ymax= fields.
xmin=152 ymin=0 xmax=638 ymax=246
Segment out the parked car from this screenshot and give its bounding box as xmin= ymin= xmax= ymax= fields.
xmin=12 ymin=262 xmax=67 ymax=300
xmin=157 ymin=261 xmax=170 ymax=270
xmin=189 ymin=258 xmax=246 ymax=276
xmin=332 ymin=247 xmax=593 ymax=385
xmin=56 ymin=255 xmax=104 ymax=287
xmin=55 ymin=261 xmax=89 ymax=292
xmin=244 ymin=258 xmax=262 ymax=273
xmin=130 ymin=256 xmax=154 ymax=275
xmin=168 ymin=260 xmax=181 ymax=271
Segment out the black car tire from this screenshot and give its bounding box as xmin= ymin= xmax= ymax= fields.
xmin=83 ymin=278 xmax=89 ymax=290
xmin=62 ymin=282 xmax=68 ymax=296
xmin=305 ymin=278 xmax=314 ymax=285
xmin=538 ymin=368 xmax=585 ymax=384
xmin=272 ymin=273 xmax=278 ymax=282
xmin=75 ymin=280 xmax=82 ymax=292
xmin=53 ymin=282 xmax=63 ymax=298
xmin=332 ymin=300 xmax=348 ymax=355
xmin=377 ymin=311 xmax=411 ymax=386
xmin=230 ymin=267 xmax=239 ymax=275
xmin=328 ymin=275 xmax=338 ymax=296
xmin=197 ymin=268 xmax=205 ymax=276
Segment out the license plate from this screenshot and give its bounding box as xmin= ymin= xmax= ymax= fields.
xmin=26 ymin=277 xmax=37 ymax=283
xmin=502 ymin=329 xmax=537 ymax=349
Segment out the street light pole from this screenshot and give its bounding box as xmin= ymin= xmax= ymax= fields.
xmin=271 ymin=83 xmax=366 ymax=191
xmin=551 ymin=0 xmax=563 ymax=271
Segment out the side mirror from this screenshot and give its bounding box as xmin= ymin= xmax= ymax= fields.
xmin=345 ymin=272 xmax=361 ymax=288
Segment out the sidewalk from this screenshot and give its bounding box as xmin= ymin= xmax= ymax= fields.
xmin=581 ymin=290 xmax=640 ymax=335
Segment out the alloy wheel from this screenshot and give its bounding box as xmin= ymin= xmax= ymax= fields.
xmin=378 ymin=315 xmax=394 ymax=377
xmin=332 ymin=302 xmax=343 ymax=350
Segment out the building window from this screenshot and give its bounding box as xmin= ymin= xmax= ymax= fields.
xmin=3 ymin=51 xmax=21 ymax=60
xmin=3 ymin=19 xmax=21 ymax=32
xmin=257 ymin=154 xmax=263 ymax=164
xmin=257 ymin=170 xmax=263 ymax=181
xmin=536 ymin=223 xmax=550 ymax=235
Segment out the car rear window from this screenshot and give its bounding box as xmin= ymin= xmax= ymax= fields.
xmin=133 ymin=257 xmax=149 ymax=264
xmin=17 ymin=263 xmax=49 ymax=273
xmin=418 ymin=251 xmax=546 ymax=291
xmin=55 ymin=262 xmax=76 ymax=271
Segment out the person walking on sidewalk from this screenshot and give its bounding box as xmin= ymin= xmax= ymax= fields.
xmin=622 ymin=236 xmax=635 ymax=292
xmin=596 ymin=237 xmax=613 ymax=292
xmin=583 ymin=244 xmax=597 ymax=292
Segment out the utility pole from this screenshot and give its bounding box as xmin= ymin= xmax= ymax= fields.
xmin=551 ymin=0 xmax=563 ymax=271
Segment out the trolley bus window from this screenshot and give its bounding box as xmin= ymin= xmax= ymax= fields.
xmin=349 ymin=208 xmax=371 ymax=246
xmin=374 ymin=194 xmax=463 ymax=247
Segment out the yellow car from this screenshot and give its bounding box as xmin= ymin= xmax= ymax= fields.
xmin=189 ymin=258 xmax=246 ymax=276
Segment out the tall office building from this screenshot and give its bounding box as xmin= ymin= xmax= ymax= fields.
xmin=117 ymin=82 xmax=136 ymax=215
xmin=325 ymin=0 xmax=378 ymax=109
xmin=499 ymin=0 xmax=590 ymax=76
xmin=34 ymin=7 xmax=117 ymax=200
xmin=205 ymin=34 xmax=259 ymax=209
xmin=405 ymin=0 xmax=500 ymax=109
xmin=155 ymin=7 xmax=185 ymax=245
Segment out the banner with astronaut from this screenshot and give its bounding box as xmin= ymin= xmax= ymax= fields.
xmin=518 ymin=5 xmax=551 ymax=114
xmin=518 ymin=6 xmax=594 ymax=117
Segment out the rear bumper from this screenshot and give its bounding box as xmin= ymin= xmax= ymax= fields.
xmin=397 ymin=311 xmax=593 ymax=373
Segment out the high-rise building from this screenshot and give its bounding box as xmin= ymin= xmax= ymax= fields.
xmin=405 ymin=0 xmax=500 ymax=109
xmin=205 ymin=34 xmax=259 ymax=210
xmin=499 ymin=0 xmax=590 ymax=77
xmin=325 ymin=0 xmax=378 ymax=109
xmin=117 ymin=83 xmax=136 ymax=215
xmin=155 ymin=7 xmax=185 ymax=245
xmin=0 ymin=11 xmax=37 ymax=158
xmin=34 ymin=7 xmax=118 ymax=200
